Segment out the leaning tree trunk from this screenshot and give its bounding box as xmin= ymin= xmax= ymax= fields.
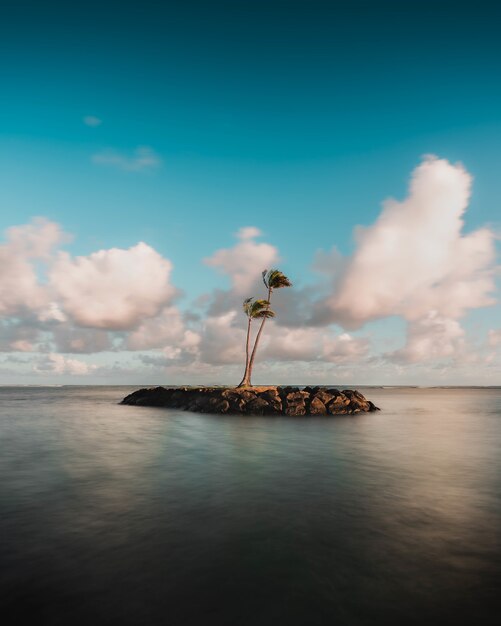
xmin=237 ymin=317 xmax=252 ymax=387
xmin=245 ymin=287 xmax=272 ymax=386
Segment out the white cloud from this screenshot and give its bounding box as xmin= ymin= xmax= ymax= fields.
xmin=389 ymin=312 xmax=465 ymax=363
xmin=0 ymin=219 xmax=182 ymax=359
xmin=126 ymin=306 xmax=200 ymax=356
xmin=179 ymin=310 xmax=369 ymax=369
xmin=10 ymin=340 xmax=33 ymax=352
xmin=127 ymin=306 xmax=186 ymax=350
xmin=0 ymin=218 xmax=66 ymax=317
xmin=50 ymin=242 xmax=176 ymax=330
xmin=262 ymin=326 xmax=369 ymax=363
xmin=35 ymin=353 xmax=95 ymax=375
xmin=0 ymin=181 xmax=498 ymax=382
xmin=51 ymin=325 xmax=112 ymax=354
xmin=197 ymin=311 xmax=247 ymax=365
xmin=38 ymin=302 xmax=67 ymax=323
xmin=92 ymin=146 xmax=161 ymax=172
xmin=83 ymin=115 xmax=102 ymax=127
xmin=309 ymin=156 xmax=498 ymax=365
xmin=322 ymin=332 xmax=370 ymax=363
xmin=0 ymin=318 xmax=41 ymax=353
xmin=236 ymin=226 xmax=262 ymax=240
xmin=315 ymin=156 xmax=497 ymax=328
xmin=204 ymin=227 xmax=279 ymax=294
xmin=489 ymin=329 xmax=501 ymax=347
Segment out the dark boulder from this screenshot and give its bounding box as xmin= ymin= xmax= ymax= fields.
xmin=312 ymin=389 xmax=335 ymax=406
xmin=309 ymin=396 xmax=326 ymax=415
xmin=245 ymin=397 xmax=273 ymax=415
xmin=258 ymin=389 xmax=282 ymax=412
xmin=121 ymin=385 xmax=380 ymax=415
xmin=284 ymin=390 xmax=309 ymax=416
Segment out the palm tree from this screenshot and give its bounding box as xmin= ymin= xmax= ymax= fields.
xmin=238 ymin=269 xmax=292 ymax=387
xmin=237 ymin=298 xmax=275 ymax=388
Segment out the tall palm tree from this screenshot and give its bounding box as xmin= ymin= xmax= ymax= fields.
xmin=237 ymin=298 xmax=275 ymax=388
xmin=238 ymin=269 xmax=292 ymax=387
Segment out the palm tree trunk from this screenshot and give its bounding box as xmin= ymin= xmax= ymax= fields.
xmin=246 ymin=287 xmax=272 ymax=385
xmin=237 ymin=317 xmax=252 ymax=387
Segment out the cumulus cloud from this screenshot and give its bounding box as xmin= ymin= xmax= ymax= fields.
xmin=0 ymin=219 xmax=183 ymax=364
xmin=265 ymin=283 xmax=319 ymax=328
xmin=204 ymin=228 xmax=279 ymax=295
xmin=182 ymin=309 xmax=369 ymax=368
xmin=197 ymin=311 xmax=246 ymax=365
xmin=262 ymin=326 xmax=369 ymax=364
xmin=83 ymin=115 xmax=102 ymax=127
xmin=0 ymin=218 xmax=66 ymax=317
xmin=1 ymin=168 xmax=498 ymax=382
xmin=0 ymin=318 xmax=41 ymax=353
xmin=311 ymin=156 xmax=498 ymax=364
xmin=389 ymin=313 xmax=465 ymax=364
xmin=126 ymin=306 xmax=186 ymax=350
xmin=34 ymin=353 xmax=95 ymax=375
xmin=51 ymin=325 xmax=112 ymax=354
xmin=92 ymin=146 xmax=161 ymax=171
xmin=38 ymin=302 xmax=67 ymax=323
xmin=126 ymin=306 xmax=200 ymax=358
xmin=315 ymin=156 xmax=496 ymax=327
xmin=489 ymin=329 xmax=501 ymax=347
xmin=50 ymin=242 xmax=176 ymax=329
xmin=197 ymin=227 xmax=369 ymax=369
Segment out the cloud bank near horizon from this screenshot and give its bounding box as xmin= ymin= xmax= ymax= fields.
xmin=0 ymin=156 xmax=499 ymax=381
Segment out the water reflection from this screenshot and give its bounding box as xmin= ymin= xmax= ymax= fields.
xmin=0 ymin=386 xmax=500 ymax=625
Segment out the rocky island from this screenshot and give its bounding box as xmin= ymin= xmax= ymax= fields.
xmin=121 ymin=386 xmax=380 ymax=416
xmin=120 ymin=272 xmax=381 ymax=417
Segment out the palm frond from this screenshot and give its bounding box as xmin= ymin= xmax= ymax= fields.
xmin=254 ymin=309 xmax=275 ymax=319
xmin=250 ymin=299 xmax=270 ymax=318
xmin=243 ymin=297 xmax=271 ymax=318
xmin=262 ymin=268 xmax=292 ymax=290
xmin=242 ymin=297 xmax=254 ymax=317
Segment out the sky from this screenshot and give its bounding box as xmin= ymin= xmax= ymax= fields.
xmin=0 ymin=0 xmax=500 ymax=385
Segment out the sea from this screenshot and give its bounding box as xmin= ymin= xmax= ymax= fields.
xmin=0 ymin=385 xmax=500 ymax=625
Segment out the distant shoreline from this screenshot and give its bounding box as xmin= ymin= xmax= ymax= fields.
xmin=1 ymin=384 xmax=500 ymax=389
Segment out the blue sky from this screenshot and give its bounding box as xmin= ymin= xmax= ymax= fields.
xmin=0 ymin=1 xmax=500 ymax=384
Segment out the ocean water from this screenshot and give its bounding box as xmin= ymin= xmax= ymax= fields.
xmin=0 ymin=385 xmax=500 ymax=625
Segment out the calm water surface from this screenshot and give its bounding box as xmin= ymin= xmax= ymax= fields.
xmin=1 ymin=386 xmax=500 ymax=625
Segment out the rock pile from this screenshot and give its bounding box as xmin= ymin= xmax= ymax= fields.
xmin=121 ymin=386 xmax=380 ymax=415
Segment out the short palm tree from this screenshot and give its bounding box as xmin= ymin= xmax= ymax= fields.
xmin=237 ymin=298 xmax=275 ymax=388
xmin=238 ymin=269 xmax=292 ymax=387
